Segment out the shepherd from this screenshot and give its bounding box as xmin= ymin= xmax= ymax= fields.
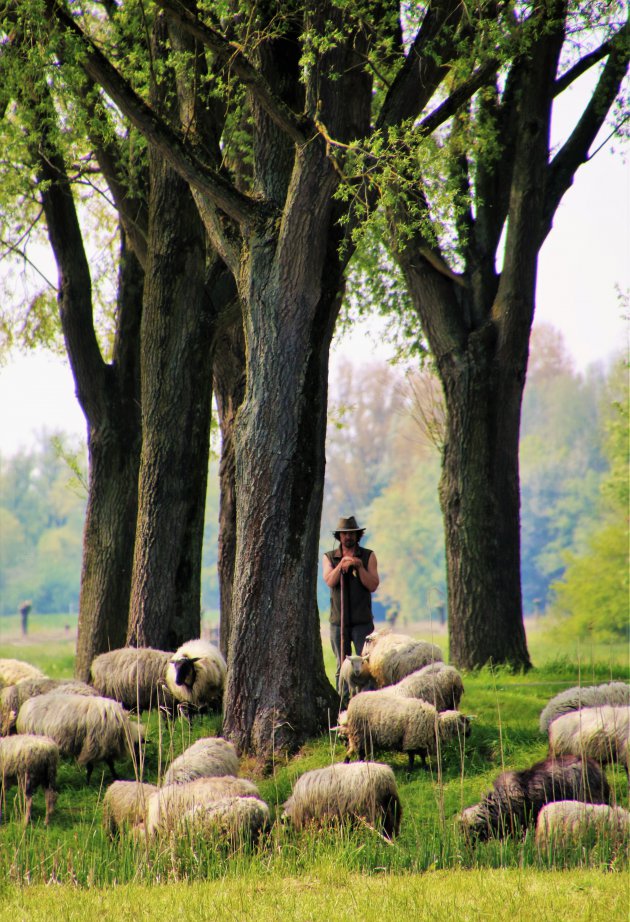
xmin=322 ymin=516 xmax=380 ymax=705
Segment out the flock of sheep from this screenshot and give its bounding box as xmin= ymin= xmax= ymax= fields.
xmin=0 ymin=627 xmax=629 ymax=853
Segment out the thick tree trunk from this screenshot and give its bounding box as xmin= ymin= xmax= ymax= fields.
xmin=126 ymin=151 xmax=213 ymax=650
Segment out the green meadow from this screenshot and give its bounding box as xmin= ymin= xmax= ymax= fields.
xmin=0 ymin=617 xmax=628 ymax=920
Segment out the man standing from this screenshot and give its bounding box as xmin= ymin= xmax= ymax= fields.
xmin=323 ymin=516 xmax=379 ymax=697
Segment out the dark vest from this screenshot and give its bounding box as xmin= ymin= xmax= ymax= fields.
xmin=326 ymin=546 xmax=374 ymax=627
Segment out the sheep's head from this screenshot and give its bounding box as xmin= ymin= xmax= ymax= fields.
xmin=438 ymin=710 xmax=472 ymax=741
xmin=170 ymin=655 xmax=199 ymax=688
xmin=458 ymin=803 xmax=492 ymax=841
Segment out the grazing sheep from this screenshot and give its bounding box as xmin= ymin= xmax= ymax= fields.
xmin=90 ymin=647 xmax=176 ymax=712
xmin=16 ymin=692 xmax=145 ymax=783
xmin=162 ymin=736 xmax=239 ymax=786
xmin=539 ymin=682 xmax=630 ymax=733
xmin=165 ymin=639 xmax=227 ymax=712
xmin=0 ymin=734 xmax=58 ymax=825
xmin=459 ymin=755 xmax=610 ymax=841
xmin=145 ymin=775 xmax=262 ymax=836
xmin=282 ymin=761 xmax=402 ymax=839
xmin=0 ymin=659 xmax=45 ymax=688
xmin=175 ymin=795 xmax=270 ymax=844
xmin=548 ymin=705 xmax=630 ymax=773
xmin=1 ymin=678 xmax=100 ymax=736
xmin=338 ymin=656 xmax=375 ymax=702
xmin=102 ymin=780 xmax=159 ymax=835
xmin=344 ymin=693 xmax=470 ymax=769
xmin=360 ymin=629 xmax=443 ymax=687
xmin=388 ymin=662 xmax=464 ymax=711
xmin=535 ymin=800 xmax=630 ymax=849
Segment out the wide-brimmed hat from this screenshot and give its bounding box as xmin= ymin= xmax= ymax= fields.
xmin=333 ymin=515 xmax=365 ymax=539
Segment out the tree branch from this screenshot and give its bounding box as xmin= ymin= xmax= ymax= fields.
xmin=553 ymin=35 xmax=621 ymax=97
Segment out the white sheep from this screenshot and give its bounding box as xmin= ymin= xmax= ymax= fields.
xmin=16 ymin=692 xmax=144 ymax=783
xmin=174 ymin=795 xmax=270 ymax=844
xmin=387 ymin=662 xmax=464 ymax=711
xmin=0 ymin=734 xmax=59 ymax=825
xmin=343 ymin=692 xmax=470 ymax=769
xmin=360 ymin=629 xmax=443 ymax=687
xmin=535 ymin=800 xmax=630 ymax=849
xmin=1 ymin=678 xmax=101 ymax=736
xmin=338 ymin=656 xmax=375 ymax=701
xmin=0 ymin=659 xmax=45 ymax=688
xmin=90 ymin=647 xmax=176 ymax=712
xmin=165 ymin=639 xmax=227 ymax=712
xmin=145 ymin=775 xmax=261 ymax=836
xmin=102 ymin=780 xmax=159 ymax=835
xmin=282 ymin=761 xmax=402 ymax=839
xmin=162 ymin=736 xmax=239 ymax=786
xmin=548 ymin=705 xmax=630 ymax=773
xmin=539 ymin=681 xmax=630 ymax=733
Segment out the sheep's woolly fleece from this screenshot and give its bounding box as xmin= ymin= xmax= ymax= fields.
xmin=162 ymin=736 xmax=239 ymax=786
xmin=535 ymin=800 xmax=630 ymax=848
xmin=361 ymin=629 xmax=443 ymax=687
xmin=1 ymin=678 xmax=100 ymax=736
xmin=165 ymin=639 xmax=227 ymax=710
xmin=90 ymin=647 xmax=175 ymax=712
xmin=548 ymin=705 xmax=630 ymax=770
xmin=102 ymin=780 xmax=159 ymax=834
xmin=0 ymin=659 xmax=45 ymax=688
xmin=0 ymin=733 xmax=59 ymax=824
xmin=385 ymin=662 xmax=464 ymax=711
xmin=145 ymin=775 xmax=261 ymax=835
xmin=538 ymin=681 xmax=630 ymax=733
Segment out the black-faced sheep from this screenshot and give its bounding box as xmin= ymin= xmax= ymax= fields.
xmin=144 ymin=775 xmax=262 ymax=836
xmin=0 ymin=734 xmax=58 ymax=825
xmin=16 ymin=692 xmax=144 ymax=783
xmin=360 ymin=629 xmax=443 ymax=687
xmin=535 ymin=800 xmax=630 ymax=849
xmin=548 ymin=705 xmax=630 ymax=773
xmin=539 ymin=681 xmax=630 ymax=733
xmin=162 ymin=736 xmax=239 ymax=786
xmin=459 ymin=755 xmax=610 ymax=841
xmin=90 ymin=647 xmax=176 ymax=712
xmin=164 ymin=639 xmax=227 ymax=712
xmin=282 ymin=761 xmax=402 ymax=839
xmin=343 ymin=693 xmax=470 ymax=769
xmin=1 ymin=678 xmax=101 ymax=736
xmin=102 ymin=780 xmax=159 ymax=835
xmin=338 ymin=656 xmax=376 ymax=702
xmin=0 ymin=659 xmax=45 ymax=688
xmin=387 ymin=662 xmax=464 ymax=711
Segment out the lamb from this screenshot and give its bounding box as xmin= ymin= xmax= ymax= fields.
xmin=16 ymin=692 xmax=145 ymax=783
xmin=164 ymin=639 xmax=227 ymax=712
xmin=548 ymin=705 xmax=630 ymax=773
xmin=535 ymin=800 xmax=630 ymax=849
xmin=1 ymin=678 xmax=100 ymax=736
xmin=144 ymin=775 xmax=262 ymax=836
xmin=0 ymin=734 xmax=58 ymax=825
xmin=360 ymin=629 xmax=443 ymax=687
xmin=459 ymin=755 xmax=610 ymax=841
xmin=282 ymin=761 xmax=402 ymax=839
xmin=539 ymin=681 xmax=630 ymax=733
xmin=162 ymin=736 xmax=239 ymax=786
xmin=338 ymin=656 xmax=376 ymax=701
xmin=102 ymin=780 xmax=159 ymax=835
xmin=343 ymin=692 xmax=470 ymax=769
xmin=90 ymin=647 xmax=176 ymax=712
xmin=387 ymin=662 xmax=464 ymax=711
xmin=0 ymin=659 xmax=45 ymax=688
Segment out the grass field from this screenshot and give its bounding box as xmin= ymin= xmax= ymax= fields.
xmin=0 ymin=615 xmax=628 ymax=918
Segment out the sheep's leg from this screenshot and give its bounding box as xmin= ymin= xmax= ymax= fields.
xmin=407 ymin=752 xmax=415 ymax=771
xmin=23 ymin=774 xmax=33 ymax=825
xmin=44 ymin=787 xmax=56 ymax=825
xmin=86 ymin=762 xmax=94 ymax=785
xmin=107 ymin=758 xmax=119 ymax=781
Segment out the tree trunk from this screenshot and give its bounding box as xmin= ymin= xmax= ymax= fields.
xmin=126 ymin=150 xmax=213 ymax=650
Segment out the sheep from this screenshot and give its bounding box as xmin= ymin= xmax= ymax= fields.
xmin=162 ymin=736 xmax=239 ymax=786
xmin=1 ymin=678 xmax=100 ymax=736
xmin=343 ymin=692 xmax=470 ymax=769
xmin=539 ymin=681 xmax=630 ymax=733
xmin=16 ymin=692 xmax=145 ymax=783
xmin=102 ymin=780 xmax=159 ymax=835
xmin=145 ymin=775 xmax=262 ymax=836
xmin=164 ymin=639 xmax=227 ymax=712
xmin=0 ymin=659 xmax=45 ymax=688
xmin=90 ymin=647 xmax=176 ymax=712
xmin=459 ymin=755 xmax=610 ymax=841
xmin=360 ymin=629 xmax=443 ymax=687
xmin=338 ymin=656 xmax=376 ymax=702
xmin=387 ymin=662 xmax=464 ymax=711
xmin=174 ymin=796 xmax=270 ymax=845
xmin=535 ymin=800 xmax=630 ymax=850
xmin=548 ymin=705 xmax=630 ymax=773
xmin=282 ymin=761 xmax=402 ymax=839
xmin=0 ymin=734 xmax=58 ymax=825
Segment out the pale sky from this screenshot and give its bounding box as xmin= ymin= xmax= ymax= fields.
xmin=1 ymin=69 xmax=628 ymax=458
